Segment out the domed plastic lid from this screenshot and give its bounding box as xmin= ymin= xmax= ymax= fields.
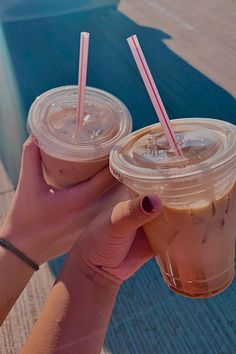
xmin=28 ymin=86 xmax=132 ymax=161
xmin=109 ymin=118 xmax=236 ymax=183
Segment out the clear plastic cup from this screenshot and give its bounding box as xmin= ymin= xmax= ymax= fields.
xmin=110 ymin=118 xmax=236 ymax=298
xmin=28 ymin=85 xmax=132 ymax=188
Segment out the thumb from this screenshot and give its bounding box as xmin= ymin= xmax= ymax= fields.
xmin=18 ymin=136 xmax=46 ymax=189
xmin=110 ymin=194 xmax=162 ymax=237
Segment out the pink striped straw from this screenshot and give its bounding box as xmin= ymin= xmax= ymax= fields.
xmin=76 ymin=32 xmax=90 ymax=129
xmin=127 ymin=35 xmax=183 ymax=157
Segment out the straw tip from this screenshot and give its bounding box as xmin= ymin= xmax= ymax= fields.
xmin=127 ymin=34 xmax=137 ymax=42
xmin=81 ymin=32 xmax=90 ymax=38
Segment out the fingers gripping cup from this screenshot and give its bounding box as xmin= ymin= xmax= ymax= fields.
xmin=110 ymin=118 xmax=236 ymax=298
xmin=28 ymin=86 xmax=132 ymax=188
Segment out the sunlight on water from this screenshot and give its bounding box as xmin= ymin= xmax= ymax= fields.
xmin=0 ymin=23 xmax=26 ymax=187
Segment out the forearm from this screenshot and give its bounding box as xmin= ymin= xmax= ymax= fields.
xmin=21 ymin=251 xmax=119 ymax=354
xmin=0 ymin=247 xmax=34 ymax=324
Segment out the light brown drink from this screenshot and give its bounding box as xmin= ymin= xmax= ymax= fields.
xmin=41 ymin=150 xmax=108 ymax=187
xmin=39 ymin=106 xmax=111 ymax=188
xmin=28 ymin=86 xmax=132 ymax=188
xmin=110 ymin=118 xmax=236 ymax=298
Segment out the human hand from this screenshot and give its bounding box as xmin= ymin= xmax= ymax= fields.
xmin=74 ymin=194 xmax=162 ymax=286
xmin=0 ymin=137 xmax=116 ymax=265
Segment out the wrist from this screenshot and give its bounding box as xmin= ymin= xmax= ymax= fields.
xmin=0 ymin=226 xmax=41 ymax=267
xmin=70 ymin=252 xmax=121 ymax=296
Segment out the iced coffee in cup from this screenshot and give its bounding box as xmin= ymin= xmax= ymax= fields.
xmin=27 ymin=85 xmax=132 ymax=188
xmin=110 ymin=118 xmax=236 ymax=298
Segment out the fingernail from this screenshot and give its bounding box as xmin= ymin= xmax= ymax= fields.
xmin=141 ymin=196 xmax=160 ymax=214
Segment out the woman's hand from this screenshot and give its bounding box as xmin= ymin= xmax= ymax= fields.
xmin=74 ymin=194 xmax=162 ymax=286
xmin=0 ymin=137 xmax=116 ymax=265
xmin=20 ymin=194 xmax=162 ymax=354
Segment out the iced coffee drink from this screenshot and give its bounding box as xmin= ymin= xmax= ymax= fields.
xmin=110 ymin=118 xmax=236 ymax=298
xmin=28 ymin=86 xmax=132 ymax=188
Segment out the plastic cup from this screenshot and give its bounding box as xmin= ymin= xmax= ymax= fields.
xmin=110 ymin=118 xmax=236 ymax=298
xmin=28 ymin=85 xmax=132 ymax=188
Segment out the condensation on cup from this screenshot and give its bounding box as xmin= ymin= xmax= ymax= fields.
xmin=110 ymin=118 xmax=236 ymax=298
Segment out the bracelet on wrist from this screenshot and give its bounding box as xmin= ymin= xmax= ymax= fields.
xmin=0 ymin=238 xmax=39 ymax=271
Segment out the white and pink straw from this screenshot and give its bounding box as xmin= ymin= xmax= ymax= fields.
xmin=76 ymin=32 xmax=90 ymax=129
xmin=127 ymin=35 xmax=183 ymax=157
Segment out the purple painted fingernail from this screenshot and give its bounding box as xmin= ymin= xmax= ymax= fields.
xmin=141 ymin=196 xmax=160 ymax=213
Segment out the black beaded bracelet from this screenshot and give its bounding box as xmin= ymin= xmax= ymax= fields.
xmin=0 ymin=238 xmax=39 ymax=271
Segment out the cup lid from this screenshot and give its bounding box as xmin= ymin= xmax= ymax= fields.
xmin=28 ymin=86 xmax=132 ymax=161
xmin=109 ymin=118 xmax=236 ymax=184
